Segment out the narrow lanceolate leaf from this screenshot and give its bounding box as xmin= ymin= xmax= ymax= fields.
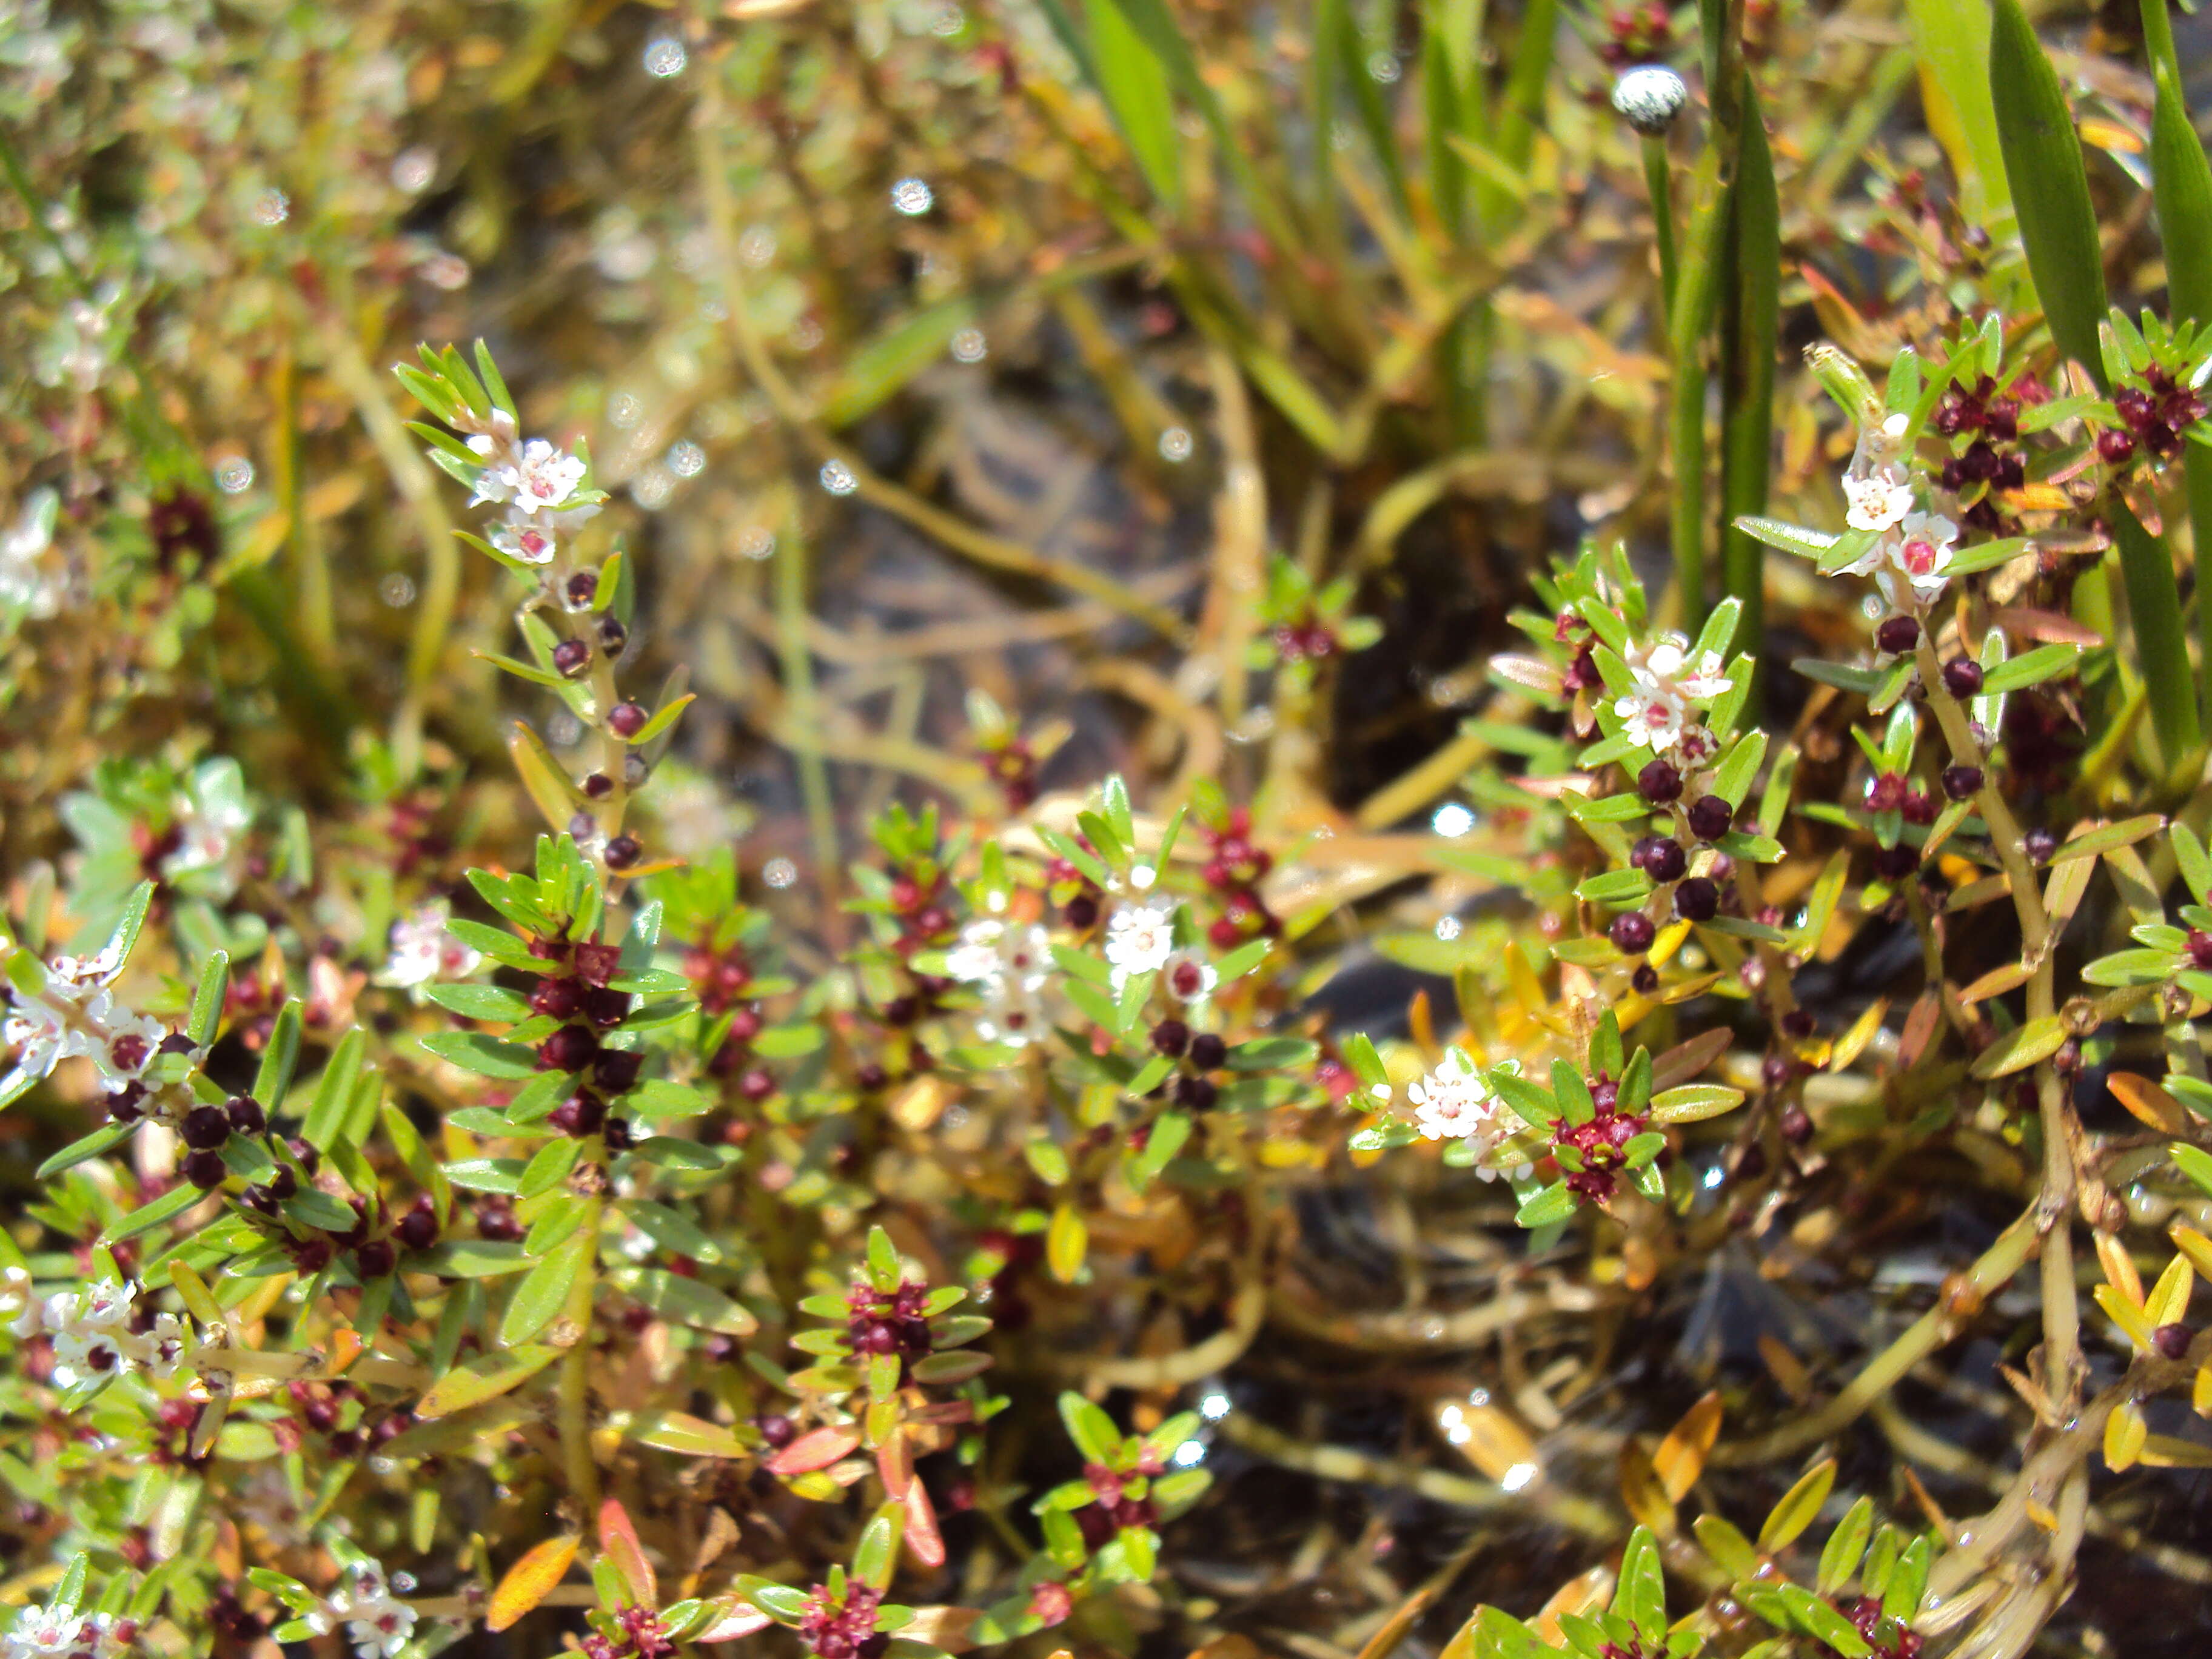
xmin=486 ymin=1535 xmax=580 ymax=1631
xmin=1720 ymin=79 xmax=1780 ymax=659
xmin=1970 ymin=1013 xmax=2069 ymax=1078
xmin=1989 ymin=0 xmax=2108 ymax=384
xmin=1082 ymin=0 xmax=1182 ymax=213
xmin=2148 ymin=41 xmax=2212 ymax=737
xmin=415 ymin=1344 xmax=561 ymax=1419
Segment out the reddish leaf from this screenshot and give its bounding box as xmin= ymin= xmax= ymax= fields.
xmin=766 ymin=1425 xmax=862 ymax=1475
xmin=597 ymin=1498 xmax=656 ymax=1607
xmin=902 ymin=1475 xmax=945 ymax=1569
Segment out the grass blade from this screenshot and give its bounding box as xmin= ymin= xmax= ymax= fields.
xmin=1988 ymin=0 xmax=2107 ymax=384
xmin=1720 ymin=79 xmax=1780 ymax=667
xmin=1905 ymin=0 xmax=2011 ymax=226
xmin=1081 ymin=0 xmax=1184 ymax=213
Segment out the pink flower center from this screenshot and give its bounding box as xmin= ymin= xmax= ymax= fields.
xmin=1903 ymin=540 xmax=1938 ymax=575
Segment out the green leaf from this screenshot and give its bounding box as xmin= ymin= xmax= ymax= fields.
xmin=1082 ymin=0 xmax=1182 ymax=212
xmin=1615 ymin=1526 xmax=1666 ymax=1641
xmin=415 ymin=1344 xmax=561 ymax=1419
xmin=101 ymin=1182 xmax=203 ymax=1245
xmin=1817 ymin=1496 xmax=1876 ymax=1595
xmin=1969 ymin=1013 xmax=2069 ymax=1078
xmin=1058 ymin=1391 xmax=1122 ymax=1463
xmin=302 ymin=1027 xmax=367 ymax=1152
xmin=36 ymin=1121 xmax=136 ymax=1180
xmin=1989 ymin=0 xmax=2108 ymax=384
xmin=499 ymin=1228 xmax=594 ymax=1347
xmin=418 ymin=1031 xmax=541 ymax=1079
xmin=1514 ymin=1181 xmax=1577 ymax=1228
xmin=187 ymin=951 xmax=229 ymax=1047
xmin=617 ymin=1268 xmax=757 ymax=1335
xmin=1758 ymin=1457 xmax=1837 ymax=1551
xmin=423 ymin=982 xmax=534 ymax=1022
xmin=1977 ymin=642 xmax=2081 ymax=695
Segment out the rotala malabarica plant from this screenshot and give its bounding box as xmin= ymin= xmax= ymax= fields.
xmin=5 ymin=3 xmax=2212 ymax=1659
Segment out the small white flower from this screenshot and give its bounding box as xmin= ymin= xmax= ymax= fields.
xmin=4 ymin=947 xmax=160 ymax=1088
xmin=381 ymin=901 xmax=481 ymax=991
xmin=946 ymin=919 xmax=1053 ymax=1047
xmin=1162 ymin=951 xmax=1218 ymax=1008
xmin=483 ymin=438 xmax=586 ymax=516
xmin=0 ymin=488 xmax=63 ymax=620
xmin=3 ymin=1603 xmax=124 ymax=1659
xmin=1408 ymin=1051 xmax=1501 ymax=1144
xmin=1104 ymin=902 xmax=1176 ymax=987
xmin=44 ymin=1278 xmax=136 ymax=1388
xmin=488 ymin=518 xmax=557 ymax=566
xmin=1837 ymin=510 xmax=1959 ymax=611
xmin=1611 ymin=632 xmax=1731 ymax=762
xmin=326 ymin=1561 xmax=417 ymax=1659
xmin=1843 ymin=466 xmax=1915 ymax=534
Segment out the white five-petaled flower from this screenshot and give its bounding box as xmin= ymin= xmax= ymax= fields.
xmin=472 ymin=438 xmax=586 ymax=517
xmin=2 ymin=1601 xmax=126 ymax=1659
xmin=945 ymin=919 xmax=1053 ymax=1047
xmin=1843 ymin=466 xmax=1915 ymax=534
xmin=324 ymin=1561 xmax=417 ymax=1659
xmin=381 ymin=900 xmax=481 ymax=991
xmin=1409 ymin=1051 xmax=1503 ymax=1146
xmin=1104 ymin=902 xmax=1176 ymax=988
xmin=1162 ymin=951 xmax=1218 ymax=1010
xmin=2 ymin=945 xmax=163 ymax=1088
xmin=1611 ymin=634 xmax=1732 ymax=761
xmin=1838 ymin=509 xmax=1959 ymax=611
xmin=488 ymin=518 xmax=557 ymax=566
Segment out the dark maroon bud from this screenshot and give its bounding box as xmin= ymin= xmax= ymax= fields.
xmin=1631 ymin=964 xmax=1660 ymax=994
xmin=1942 ymin=764 xmax=1985 ymax=800
xmin=1609 ymin=912 xmax=1657 ymax=953
xmin=602 ymin=1118 xmax=634 ymax=1151
xmin=182 ymin=1149 xmax=227 ymax=1190
xmin=2053 ymin=1037 xmax=2082 ymax=1076
xmin=1629 ymin=834 xmax=1664 ymax=871
xmin=1175 ymin=1074 xmax=1219 ymax=1110
xmin=2023 ymin=826 xmax=2059 ymax=865
xmin=1188 ymin=1032 xmax=1227 ymax=1071
xmin=592 ymin=1048 xmax=643 ymax=1094
xmin=855 ymin=1062 xmax=889 ymax=1091
xmin=1062 ymin=895 xmax=1099 ymax=929
xmin=858 ymin=1320 xmax=900 ymax=1355
xmin=108 ymin=1034 xmax=152 ymax=1074
xmin=553 ymin=638 xmax=592 ymax=678
xmin=913 ymin=905 xmax=950 ymax=937
xmin=880 ymin=996 xmax=917 ymax=1028
xmin=565 ymin=570 xmax=599 ymax=607
xmin=107 ymin=1089 xmax=144 ymax=1125
xmin=549 ymin=1091 xmax=606 ymax=1137
xmin=1673 ymin=877 xmax=1719 ymax=922
xmin=286 ymin=1136 xmax=320 ymax=1175
xmin=475 ymin=1198 xmax=524 ymax=1241
xmin=355 ymin=1239 xmax=396 ymax=1279
xmin=159 ymin=1032 xmax=197 ymax=1056
xmin=2096 ymin=427 xmax=2138 ymax=464
xmin=539 ymin=1024 xmax=599 ymax=1073
xmin=1900 ymin=791 xmax=1939 ymax=827
xmin=264 ymin=1165 xmax=298 ymax=1201
xmin=1780 ymin=1008 xmax=1814 ymax=1040
xmin=582 ymin=773 xmax=614 ymax=800
xmin=532 ymin=977 xmax=584 ymax=1019
xmin=1872 ymin=843 xmax=1920 ymax=882
xmin=225 ymin=1094 xmax=266 ymax=1134
xmin=597 ymin=616 xmax=628 ymax=653
xmin=1761 ymin=1052 xmax=1794 ymax=1087
xmin=739 ymin=1067 xmax=777 ymax=1102
xmin=1637 ymin=759 xmax=1683 ymax=803
xmin=1688 ymin=794 xmax=1736 ymax=842
xmin=1941 ymin=658 xmax=1983 ymax=697
xmin=1875 ymin=615 xmax=1920 ymax=655
xmin=756 ymin=1413 xmax=797 ymax=1447
xmin=608 ymin=702 xmax=648 ymax=739
xmin=395 ymin=1202 xmax=439 ymax=1251
xmin=1150 ymin=1019 xmax=1190 ymax=1057
xmin=2154 ymin=1322 xmax=2193 ymax=1359
xmin=1866 ymin=773 xmax=1907 ymax=813
xmin=603 ymin=834 xmax=642 ymax=871
xmin=2187 ymin=929 xmax=2212 ymax=971
xmin=1779 ymin=1103 xmax=1814 ymax=1144
xmin=181 ymin=1105 xmax=230 ymax=1150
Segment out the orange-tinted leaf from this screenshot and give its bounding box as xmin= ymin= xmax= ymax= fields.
xmin=902 ymin=1475 xmax=945 ymax=1568
xmin=2110 ymin=1073 xmax=2188 ymax=1134
xmin=1654 ymin=1391 xmax=1721 ymax=1502
xmin=767 ymin=1425 xmax=862 ymax=1476
xmin=598 ymin=1498 xmax=656 ymax=1607
xmin=487 ymin=1535 xmax=580 ymax=1631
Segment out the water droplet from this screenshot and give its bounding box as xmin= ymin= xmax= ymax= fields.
xmin=548 ymin=712 xmax=583 ymax=748
xmin=1366 ymin=51 xmax=1401 ymax=84
xmin=950 ymin=327 xmax=987 ymax=364
xmin=379 ymin=574 xmax=416 ymax=608
xmin=929 ymin=2 xmax=965 ymax=35
xmin=643 ymin=36 xmax=686 ymax=77
xmin=1199 ymin=1390 xmax=1232 ymax=1420
xmin=390 ymin=148 xmax=437 ymax=193
xmin=763 ymin=857 xmax=798 ymax=889
xmin=1171 ymin=1439 xmax=1207 ymax=1467
xmin=739 ymin=226 xmax=777 ymax=267
xmin=890 ymin=176 xmax=934 ymax=216
xmin=631 ymin=465 xmax=675 ymax=510
xmin=789 ymin=316 xmax=823 ymax=352
xmin=668 ymin=440 xmax=705 ymax=477
xmin=739 ymin=526 xmax=776 ymax=561
xmin=819 ymin=460 xmax=857 ymax=496
xmin=1158 ymin=426 xmax=1193 ymax=462
xmin=215 ymin=457 xmax=255 ymax=494
xmin=1435 ymin=916 xmax=1462 ymax=941
xmin=1431 ymin=803 xmax=1475 ymax=838
xmin=609 ymin=392 xmax=642 ymax=429
xmin=251 ymin=188 xmax=289 ymax=226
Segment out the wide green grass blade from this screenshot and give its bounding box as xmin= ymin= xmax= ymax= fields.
xmin=1905 ymin=0 xmax=2011 ymax=226
xmin=2143 ymin=0 xmax=2212 ymax=734
xmin=1322 ymin=0 xmax=1409 ymax=214
xmin=2113 ymin=509 xmax=2202 ymax=769
xmin=1988 ymin=0 xmax=2107 ymax=386
xmin=1720 ymin=81 xmax=1780 ymax=667
xmin=1669 ymin=149 xmax=1730 ymax=629
xmin=1081 ymin=0 xmax=1184 ymax=213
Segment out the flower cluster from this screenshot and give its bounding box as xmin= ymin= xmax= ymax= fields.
xmin=4 ymin=1274 xmax=189 ymax=1390
xmin=381 ymin=899 xmax=483 ymax=991
xmin=947 ymin=916 xmax=1052 ymax=1047
xmin=1611 ymin=634 xmax=1732 ymax=768
xmin=1833 ymin=412 xmax=1959 ymax=613
xmin=2 ymin=942 xmax=163 ymax=1092
xmin=317 ymin=1560 xmax=417 ymax=1659
xmin=2 ymin=1603 xmax=132 ymax=1659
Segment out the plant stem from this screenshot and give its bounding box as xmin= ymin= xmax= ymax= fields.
xmin=1667 ymin=150 xmax=1729 ymax=629
xmin=556 ymin=1194 xmax=602 ymax=1511
xmin=1641 ymin=136 xmax=1679 ymax=323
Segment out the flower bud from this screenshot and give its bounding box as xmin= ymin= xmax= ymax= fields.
xmin=1872 ymin=843 xmax=1919 ymax=882
xmin=1686 ymin=795 xmax=1734 ymax=842
xmin=1637 ymin=759 xmax=1683 ymax=803
xmin=603 ymin=834 xmax=642 ymax=870
xmin=1942 ymin=764 xmax=1984 ymax=800
xmin=1188 ymin=1032 xmax=1227 ymax=1070
xmin=226 ymin=1094 xmax=266 ymax=1134
xmin=1673 ymin=877 xmax=1719 ymax=922
xmin=608 ymin=702 xmax=648 ymax=739
xmin=355 ymin=1239 xmax=397 ymax=1279
xmin=182 ymin=1149 xmax=228 ymax=1190
xmin=2154 ymin=1322 xmax=2193 ymax=1359
xmin=553 ymin=638 xmax=592 ymax=679
xmin=1611 ymin=65 xmax=1688 ymax=135
xmin=1609 ymin=911 xmax=1657 ymax=953
xmin=539 ymin=1024 xmax=599 ymax=1073
xmin=592 ymin=1048 xmax=643 ymax=1094
xmin=181 ymin=1105 xmax=231 ymax=1150
xmin=2023 ymin=826 xmax=2059 ymax=865
xmin=1941 ymin=659 xmax=1983 ymax=697
xmin=1150 ymin=1018 xmax=1190 ymax=1057
xmin=1874 ymin=615 xmax=1920 ymax=655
